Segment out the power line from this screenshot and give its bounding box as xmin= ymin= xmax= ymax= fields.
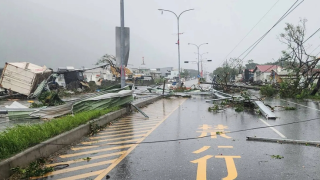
xmin=237 ymin=0 xmax=300 ymax=60
xmin=221 ymin=0 xmax=280 ymax=63
xmin=227 ymin=0 xmax=304 ymax=75
xmin=249 ymin=26 xmax=320 ymax=80
xmin=41 ymin=116 xmax=320 ymax=146
xmin=237 ymin=0 xmax=303 ymax=63
xmin=310 ymin=44 xmax=320 ymax=55
xmin=303 ymin=28 xmax=320 ymax=43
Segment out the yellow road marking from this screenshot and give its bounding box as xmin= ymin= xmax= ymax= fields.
xmin=48 ymin=151 xmax=125 ymax=167
xmin=118 ymin=119 xmax=160 ymax=123
xmin=190 ymin=155 xmax=213 ymax=180
xmin=218 ymin=146 xmax=233 ymax=148
xmin=119 ymin=117 xmax=159 ymax=121
xmin=105 ymin=138 xmax=143 ymax=145
xmin=32 ymin=159 xmax=116 ymax=178
xmin=119 ymin=116 xmax=148 ymax=120
xmin=107 ymin=123 xmax=156 ymax=129
xmin=90 ymin=130 xmax=148 ymax=140
xmin=113 ymin=119 xmax=160 ymax=125
xmin=108 ymin=121 xmax=159 ymax=128
xmin=98 ymin=126 xmax=152 ymax=134
xmin=57 ymin=170 xmax=104 ymax=180
xmin=82 ymin=134 xmax=146 ymax=144
xmin=72 ymin=138 xmax=143 ymax=150
xmin=71 ymin=145 xmax=99 ymax=151
xmin=215 ymin=156 xmax=241 ymax=180
xmin=193 ymin=146 xmax=210 ymax=154
xmin=61 ymin=145 xmax=132 ymax=158
xmin=94 ymin=98 xmax=187 ymax=180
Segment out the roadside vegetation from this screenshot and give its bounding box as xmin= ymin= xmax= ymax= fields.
xmin=260 ymin=82 xmax=320 ymax=99
xmin=210 ymin=19 xmax=320 ymax=100
xmin=0 ymin=107 xmax=119 ymax=160
xmin=208 ymin=91 xmax=256 ymax=113
xmin=11 ymin=158 xmax=54 ymax=179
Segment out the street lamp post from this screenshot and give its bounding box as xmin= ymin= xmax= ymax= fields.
xmin=184 ymin=59 xmax=212 ymax=82
xmin=158 ymin=8 xmax=194 ymax=85
xmin=195 ymin=52 xmax=208 ymax=78
xmin=188 ymin=43 xmax=208 ymax=83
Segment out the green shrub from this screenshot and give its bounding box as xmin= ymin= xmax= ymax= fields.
xmin=260 ymin=85 xmax=276 ymax=97
xmin=235 ymin=106 xmax=244 ymax=112
xmin=284 ymin=107 xmax=296 ymax=110
xmin=0 ymin=107 xmax=119 ymax=160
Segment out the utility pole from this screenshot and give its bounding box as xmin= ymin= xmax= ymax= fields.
xmin=120 ymin=0 xmax=125 ymax=88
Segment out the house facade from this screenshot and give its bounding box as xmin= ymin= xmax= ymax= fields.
xmin=253 ymin=65 xmax=282 ymax=82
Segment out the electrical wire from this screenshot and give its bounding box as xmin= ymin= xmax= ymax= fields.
xmin=303 ymin=28 xmax=320 ymax=44
xmin=221 ymin=0 xmax=280 ymax=64
xmin=310 ymin=44 xmax=320 ymax=55
xmin=249 ymin=26 xmax=320 ymax=78
xmin=238 ymin=0 xmax=304 ymax=62
xmin=230 ymin=0 xmax=303 ymax=69
xmin=227 ymin=0 xmax=300 ymax=68
xmin=36 ymin=116 xmax=320 ymax=147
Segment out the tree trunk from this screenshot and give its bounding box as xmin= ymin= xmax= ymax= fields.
xmin=310 ymin=76 xmax=320 ymax=95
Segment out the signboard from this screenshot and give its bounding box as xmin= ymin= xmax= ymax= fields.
xmin=116 ymin=27 xmax=130 ymax=67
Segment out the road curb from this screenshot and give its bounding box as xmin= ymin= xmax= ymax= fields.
xmin=0 ymin=95 xmax=161 ymax=179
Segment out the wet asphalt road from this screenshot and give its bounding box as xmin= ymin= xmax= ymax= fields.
xmin=106 ymin=96 xmax=320 ymax=180
xmin=40 ymin=92 xmax=320 ymax=180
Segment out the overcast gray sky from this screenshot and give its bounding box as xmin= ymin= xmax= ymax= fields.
xmin=1 ymin=0 xmax=319 ymax=73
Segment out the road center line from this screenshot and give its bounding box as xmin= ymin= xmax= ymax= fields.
xmin=259 ymin=118 xmax=286 ymax=138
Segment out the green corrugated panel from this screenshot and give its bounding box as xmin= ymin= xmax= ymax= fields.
xmin=72 ymin=95 xmax=133 ymax=113
xmin=29 ymin=80 xmax=47 ymax=98
xmin=7 ymin=111 xmax=34 ymax=120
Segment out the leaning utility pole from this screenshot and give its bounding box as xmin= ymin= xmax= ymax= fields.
xmin=120 ymin=0 xmax=125 ymax=88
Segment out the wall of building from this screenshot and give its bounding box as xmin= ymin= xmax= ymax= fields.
xmin=159 ymin=67 xmax=173 ymax=77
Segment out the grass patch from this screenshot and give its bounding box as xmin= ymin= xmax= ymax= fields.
xmin=0 ymin=107 xmax=120 ymax=160
xmin=173 ymin=87 xmax=191 ymax=92
xmin=284 ymin=106 xmax=296 ymax=110
xmin=271 ymin=155 xmax=284 ymax=159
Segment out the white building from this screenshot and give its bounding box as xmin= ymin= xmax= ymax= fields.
xmin=166 ymin=70 xmax=179 ymax=79
xmin=150 ymin=69 xmax=161 ymax=79
xmin=83 ymin=67 xmax=114 ymax=85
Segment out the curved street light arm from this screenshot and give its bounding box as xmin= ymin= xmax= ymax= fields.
xmin=158 ymin=9 xmax=178 ymax=18
xmin=199 ymin=43 xmax=209 ymax=48
xmin=188 ymin=43 xmax=199 ymax=48
xmin=178 ymin=9 xmax=194 ymax=19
